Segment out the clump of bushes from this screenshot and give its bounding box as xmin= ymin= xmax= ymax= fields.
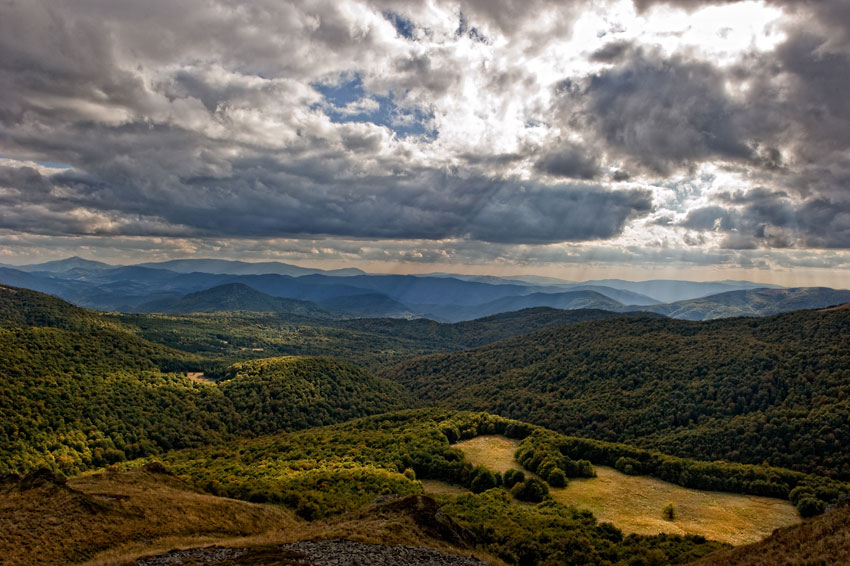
xmin=547 ymin=467 xmax=567 ymax=487
xmin=503 ymin=469 xmax=525 ymax=489
xmin=470 ymin=466 xmax=500 ymax=493
xmin=512 ymin=478 xmax=549 ymax=502
xmin=615 ymin=456 xmax=642 ymax=476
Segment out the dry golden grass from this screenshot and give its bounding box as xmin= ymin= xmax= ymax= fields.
xmin=93 ymin=493 xmax=505 ymax=566
xmin=690 ymin=503 xmax=850 ymax=566
xmin=454 ymin=436 xmax=528 ymax=475
xmin=0 ymin=466 xmax=295 ymax=566
xmin=420 ymin=480 xmax=470 ymax=496
xmin=1 ymin=467 xmax=501 ymax=566
xmin=454 ymin=435 xmax=801 ymax=546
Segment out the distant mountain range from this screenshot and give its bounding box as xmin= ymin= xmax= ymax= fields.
xmin=0 ymin=257 xmax=846 ymax=322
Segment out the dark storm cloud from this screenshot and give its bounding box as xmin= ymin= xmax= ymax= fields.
xmin=677 ymin=188 xmax=850 ymax=249
xmin=549 ymin=1 xmax=850 ymax=252
xmin=558 ymin=49 xmax=754 ymax=175
xmin=0 ymin=158 xmax=651 ymax=244
xmin=534 ymin=142 xmax=601 ymax=180
xmin=631 ymin=0 xmax=739 ymax=12
xmin=589 ymin=41 xmax=634 ymax=63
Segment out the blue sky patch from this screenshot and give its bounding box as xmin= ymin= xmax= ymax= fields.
xmin=313 ymin=75 xmax=436 ymax=140
xmin=383 ymin=11 xmax=415 ymax=40
xmin=0 ymin=154 xmax=72 ymax=169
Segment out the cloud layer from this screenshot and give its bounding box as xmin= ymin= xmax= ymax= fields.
xmin=0 ymin=0 xmax=849 ymax=278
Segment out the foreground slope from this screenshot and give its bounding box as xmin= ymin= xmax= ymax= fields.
xmin=691 ymin=500 xmax=850 ymax=566
xmin=381 ymin=307 xmax=850 ymax=479
xmin=0 ymin=464 xmax=295 ymax=566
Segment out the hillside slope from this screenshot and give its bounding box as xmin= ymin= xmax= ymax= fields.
xmin=381 ymin=307 xmax=850 ymax=479
xmin=137 ymin=282 xmax=335 ymax=318
xmin=422 ymin=291 xmax=625 ymax=322
xmin=0 ymin=464 xmax=295 ymax=565
xmin=220 ymin=356 xmax=416 ymax=435
xmin=690 ymin=500 xmax=850 ymax=566
xmin=115 ymin=307 xmax=652 ymax=372
xmin=640 ymin=287 xmax=850 ymax=320
xmin=0 ymin=286 xmax=413 ymax=475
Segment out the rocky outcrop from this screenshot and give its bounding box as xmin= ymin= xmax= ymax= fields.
xmin=135 ymin=540 xmax=489 ymax=566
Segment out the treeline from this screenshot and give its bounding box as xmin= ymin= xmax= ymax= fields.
xmin=382 ymin=308 xmax=850 ymax=480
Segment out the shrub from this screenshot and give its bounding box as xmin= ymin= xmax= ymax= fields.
xmin=797 ymin=497 xmax=827 ymax=518
xmin=615 ymin=457 xmax=642 ymax=476
xmin=512 ymin=478 xmax=549 ymax=502
xmin=548 ymin=467 xmax=567 ymax=487
xmin=662 ymin=503 xmax=675 ymax=521
xmin=503 ymin=468 xmax=525 ymax=489
xmin=470 ymin=466 xmax=498 ymax=493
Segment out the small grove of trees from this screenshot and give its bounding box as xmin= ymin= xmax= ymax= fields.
xmin=511 ymin=477 xmax=550 ymax=502
xmin=503 ymin=469 xmax=525 ymax=489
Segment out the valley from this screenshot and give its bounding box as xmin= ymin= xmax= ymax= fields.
xmin=1 ymin=268 xmax=849 ymax=565
xmin=6 ymin=0 xmax=850 ymax=563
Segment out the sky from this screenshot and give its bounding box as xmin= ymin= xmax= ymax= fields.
xmin=1 ymin=0 xmax=850 ymax=286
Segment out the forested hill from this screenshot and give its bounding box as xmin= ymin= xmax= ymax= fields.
xmin=333 ymin=307 xmax=663 ymax=351
xmin=380 ymin=306 xmax=850 ymax=480
xmin=136 ymin=282 xmax=336 ymax=318
xmin=0 ymin=284 xmax=109 ymax=330
xmin=0 ymin=285 xmax=413 ymax=475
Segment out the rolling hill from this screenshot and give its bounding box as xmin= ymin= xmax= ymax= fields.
xmin=639 ymin=287 xmax=850 ymax=320
xmin=580 ymin=279 xmax=785 ymax=304
xmin=421 ymin=290 xmax=625 ymax=322
xmin=380 ymin=306 xmax=850 ymax=480
xmin=136 ymin=282 xmax=335 ymax=318
xmin=136 ymin=258 xmax=366 ymax=277
xmin=0 ymin=286 xmax=413 ymax=475
xmin=4 ymin=257 xmax=847 ymax=325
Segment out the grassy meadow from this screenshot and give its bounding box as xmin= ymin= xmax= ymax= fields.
xmin=454 ymin=436 xmax=800 ymax=545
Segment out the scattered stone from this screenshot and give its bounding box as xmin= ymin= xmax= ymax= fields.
xmin=133 ymin=540 xmax=490 ymax=566
xmin=135 ymin=546 xmax=248 ymax=565
xmin=283 ymin=539 xmax=489 ymax=566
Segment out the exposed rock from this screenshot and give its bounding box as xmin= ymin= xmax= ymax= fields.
xmin=134 ymin=540 xmax=490 ymax=566
xmin=136 ymin=546 xmax=250 ymax=565
xmin=367 ymin=495 xmax=477 ymax=548
xmin=284 ymin=539 xmax=489 ymax=566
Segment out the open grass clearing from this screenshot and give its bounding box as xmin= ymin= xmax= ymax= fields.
xmin=420 ymin=479 xmax=470 ymax=497
xmin=454 ymin=435 xmax=801 ymax=545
